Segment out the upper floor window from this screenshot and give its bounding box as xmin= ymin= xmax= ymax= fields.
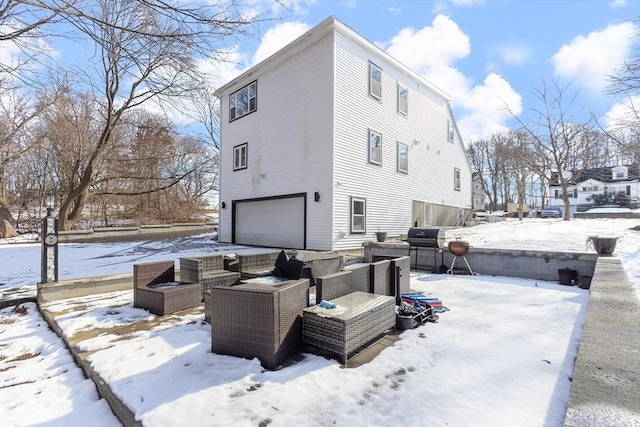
xmin=369 ymin=130 xmax=382 ymax=165
xmin=448 ymin=119 xmax=454 ymax=142
xmin=454 ymin=167 xmax=461 ymax=191
xmin=398 ymin=84 xmax=408 ymax=115
xmin=369 ymin=62 xmax=382 ymax=100
xmin=397 ymin=142 xmax=408 ymax=173
xmin=233 ymin=143 xmax=247 ymax=171
xmin=612 ymin=166 xmax=628 ymax=180
xmin=229 ymin=81 xmax=257 ymax=122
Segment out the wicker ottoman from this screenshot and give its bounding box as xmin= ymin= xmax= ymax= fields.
xmin=303 ymin=291 xmax=396 ymax=363
xmin=210 ymin=278 xmax=310 ymax=370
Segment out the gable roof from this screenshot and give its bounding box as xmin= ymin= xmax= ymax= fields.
xmin=214 ymin=16 xmax=450 ymax=103
xmin=549 ymin=164 xmax=640 ymax=185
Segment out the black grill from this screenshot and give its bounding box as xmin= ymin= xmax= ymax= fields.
xmin=407 ymin=228 xmax=445 ymax=272
xmin=406 ymin=228 xmax=445 ymax=248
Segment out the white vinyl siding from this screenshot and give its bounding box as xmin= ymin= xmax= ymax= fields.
xmin=368 ymin=130 xmax=382 ymax=165
xmin=398 ymin=84 xmax=408 ymax=115
xmin=397 ymin=142 xmax=408 ymax=173
xmin=369 ymin=62 xmax=382 ymax=99
xmin=333 ymin=29 xmax=472 ymax=248
xmin=218 ymin=32 xmax=334 ymax=250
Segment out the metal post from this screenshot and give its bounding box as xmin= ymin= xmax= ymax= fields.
xmin=395 ymin=265 xmax=402 ymax=306
xmin=40 ymin=208 xmax=59 ymax=283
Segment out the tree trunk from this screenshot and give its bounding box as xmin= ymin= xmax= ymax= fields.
xmin=0 ymin=202 xmax=19 ymax=238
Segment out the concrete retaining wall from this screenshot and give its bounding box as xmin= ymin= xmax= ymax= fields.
xmin=57 ymin=223 xmax=217 ymax=243
xmin=574 ymin=212 xmax=640 ymax=219
xmin=564 ymin=257 xmax=640 ymax=425
xmin=38 ymin=273 xmax=134 ymax=303
xmin=364 ymin=241 xmax=598 ymax=282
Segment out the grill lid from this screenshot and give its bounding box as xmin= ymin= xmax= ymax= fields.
xmin=407 ymin=228 xmax=445 ymax=248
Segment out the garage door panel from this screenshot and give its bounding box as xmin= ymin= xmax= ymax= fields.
xmin=235 ymin=197 xmax=305 ymax=249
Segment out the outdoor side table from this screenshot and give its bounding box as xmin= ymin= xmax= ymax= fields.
xmin=302 ymin=291 xmax=395 ymax=363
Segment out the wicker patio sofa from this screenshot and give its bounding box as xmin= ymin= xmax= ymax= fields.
xmin=315 ymin=270 xmax=355 ymax=305
xmin=303 ymin=291 xmax=396 ymax=364
xmin=180 ymin=255 xmax=240 ymax=298
xmin=229 ymin=252 xmax=281 ymax=278
xmin=210 ymin=278 xmax=310 ymax=370
xmin=133 ymin=261 xmax=201 ymax=316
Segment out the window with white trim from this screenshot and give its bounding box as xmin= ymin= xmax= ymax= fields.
xmin=454 ymin=167 xmax=461 ymax=191
xmin=229 ymin=81 xmax=257 ymax=122
xmin=448 ymin=119 xmax=454 ymax=142
xmin=369 ymin=62 xmax=382 ymax=99
xmin=233 ymin=143 xmax=247 ymax=171
xmin=351 ymin=197 xmax=366 ymax=234
xmin=398 ymin=84 xmax=408 ymax=115
xmin=397 ymin=142 xmax=408 ymax=173
xmin=369 ymin=130 xmax=382 ymax=165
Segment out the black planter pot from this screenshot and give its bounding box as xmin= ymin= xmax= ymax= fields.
xmin=375 ymin=232 xmax=387 ymax=242
xmin=558 ymin=268 xmax=577 ymax=286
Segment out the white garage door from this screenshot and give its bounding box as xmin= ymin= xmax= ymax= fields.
xmin=235 ymin=197 xmax=305 ymax=249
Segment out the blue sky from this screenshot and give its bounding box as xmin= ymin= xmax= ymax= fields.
xmin=2 ymin=0 xmax=637 ymax=144
xmin=209 ymin=0 xmax=638 ymax=143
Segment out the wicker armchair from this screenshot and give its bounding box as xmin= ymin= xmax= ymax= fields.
xmin=180 ymin=256 xmax=240 ymax=298
xmin=133 ymin=261 xmax=201 ymax=316
xmin=210 ymin=278 xmax=310 ymax=370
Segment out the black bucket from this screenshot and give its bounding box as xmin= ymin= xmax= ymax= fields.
xmin=396 ymin=314 xmax=414 ymax=330
xmin=558 ymin=268 xmax=577 ymax=286
xmin=580 ymin=275 xmax=593 ymax=289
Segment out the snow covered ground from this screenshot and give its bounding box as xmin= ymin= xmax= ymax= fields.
xmin=0 ymin=217 xmax=639 ymax=426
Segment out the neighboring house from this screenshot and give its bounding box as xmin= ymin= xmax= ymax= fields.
xmin=472 ymin=172 xmax=486 ymax=211
xmin=215 ymin=17 xmax=473 ymax=251
xmin=547 ymin=164 xmax=640 ymax=216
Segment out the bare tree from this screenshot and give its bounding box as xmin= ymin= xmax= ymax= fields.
xmin=600 ymin=22 xmax=640 ymax=164
xmin=467 ymin=132 xmax=512 ymax=211
xmin=500 ymin=131 xmax=534 ymax=219
xmin=511 ymin=79 xmax=598 ymax=220
xmin=0 ymin=84 xmax=50 ymax=237
xmin=14 ymin=0 xmax=259 ymax=230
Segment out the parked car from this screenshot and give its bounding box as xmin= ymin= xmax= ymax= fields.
xmin=541 ymin=206 xmax=563 ymax=218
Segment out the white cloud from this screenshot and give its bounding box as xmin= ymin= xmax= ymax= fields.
xmin=251 ymin=21 xmax=311 ymax=65
xmin=496 ymin=43 xmax=532 ymax=67
xmin=456 ymin=73 xmax=523 ymax=142
xmin=385 ymin=15 xmax=522 ymax=143
xmin=386 ymin=15 xmax=471 ymax=75
xmin=608 ymin=0 xmax=627 ymax=8
xmin=602 ymin=95 xmax=639 ymax=131
xmin=551 ymin=21 xmax=637 ymax=93
xmin=387 ymin=6 xmax=402 ymax=14
xmin=341 ymin=0 xmax=357 ymax=9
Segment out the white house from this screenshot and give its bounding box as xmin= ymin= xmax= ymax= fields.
xmin=215 ymin=17 xmax=472 ymax=251
xmin=547 ymin=164 xmax=640 ymax=215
